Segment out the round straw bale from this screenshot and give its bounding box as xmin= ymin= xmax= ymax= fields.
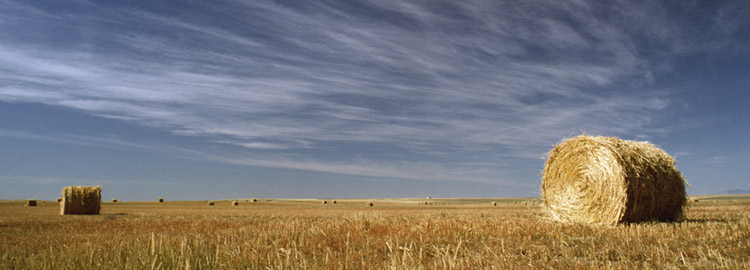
xmin=208 ymin=201 xmax=215 ymax=206
xmin=25 ymin=199 xmax=37 ymax=207
xmin=322 ymin=200 xmax=328 ymax=204
xmin=111 ymin=199 xmax=118 ymax=203
xmin=368 ymin=202 xmax=374 ymax=207
xmin=542 ymin=135 xmax=687 ymax=225
xmin=232 ymin=201 xmax=239 ymax=206
xmin=60 ymin=186 xmax=101 ymax=215
xmin=158 ymin=198 xmax=164 ymax=203
xmin=251 ymin=198 xmax=258 ymax=202
xmin=56 ymin=198 xmax=62 ymax=203
xmin=332 ymin=200 xmax=337 ymax=204
xmin=492 ymin=201 xmax=497 ymax=206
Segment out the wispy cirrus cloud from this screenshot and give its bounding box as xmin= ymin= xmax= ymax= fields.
xmin=1 ymin=0 xmax=743 ymax=183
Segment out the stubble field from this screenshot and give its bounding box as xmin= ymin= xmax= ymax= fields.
xmin=1 ymin=196 xmax=748 ymax=269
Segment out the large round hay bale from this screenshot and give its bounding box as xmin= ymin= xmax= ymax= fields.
xmin=542 ymin=135 xmax=687 ymax=225
xmin=25 ymin=199 xmax=37 ymax=207
xmin=158 ymin=198 xmax=164 ymax=203
xmin=60 ymin=186 xmax=101 ymax=215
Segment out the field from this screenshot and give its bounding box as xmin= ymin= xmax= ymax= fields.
xmin=1 ymin=196 xmax=748 ymax=269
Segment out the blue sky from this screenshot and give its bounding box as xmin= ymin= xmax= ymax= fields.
xmin=1 ymin=0 xmax=748 ymax=201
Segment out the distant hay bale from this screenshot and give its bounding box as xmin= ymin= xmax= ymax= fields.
xmin=208 ymin=201 xmax=214 ymax=206
xmin=368 ymin=202 xmax=374 ymax=207
xmin=158 ymin=198 xmax=164 ymax=203
xmin=251 ymin=198 xmax=258 ymax=202
xmin=56 ymin=198 xmax=62 ymax=203
xmin=692 ymin=198 xmax=699 ymax=203
xmin=322 ymin=200 xmax=328 ymax=204
xmin=232 ymin=201 xmax=239 ymax=206
xmin=542 ymin=135 xmax=687 ymax=225
xmin=332 ymin=200 xmax=337 ymax=204
xmin=111 ymin=199 xmax=118 ymax=203
xmin=492 ymin=201 xmax=497 ymax=206
xmin=25 ymin=199 xmax=37 ymax=207
xmin=60 ymin=186 xmax=101 ymax=215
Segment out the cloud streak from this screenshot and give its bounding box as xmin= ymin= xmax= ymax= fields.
xmin=1 ymin=0 xmax=743 ymax=183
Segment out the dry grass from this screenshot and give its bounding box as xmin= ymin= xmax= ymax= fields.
xmin=542 ymin=135 xmax=687 ymax=225
xmin=1 ymin=197 xmax=748 ymax=269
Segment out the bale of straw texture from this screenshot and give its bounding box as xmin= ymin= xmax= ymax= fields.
xmin=332 ymin=200 xmax=337 ymax=204
xmin=25 ymin=200 xmax=37 ymax=207
xmin=322 ymin=200 xmax=328 ymax=204
xmin=492 ymin=202 xmax=497 ymax=206
xmin=232 ymin=201 xmax=239 ymax=206
xmin=251 ymin=198 xmax=258 ymax=202
xmin=60 ymin=186 xmax=101 ymax=215
xmin=542 ymin=135 xmax=687 ymax=225
xmin=158 ymin=198 xmax=164 ymax=203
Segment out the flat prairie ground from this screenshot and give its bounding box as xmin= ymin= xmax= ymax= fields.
xmin=1 ymin=196 xmax=748 ymax=269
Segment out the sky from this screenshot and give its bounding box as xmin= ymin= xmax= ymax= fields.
xmin=1 ymin=0 xmax=748 ymax=201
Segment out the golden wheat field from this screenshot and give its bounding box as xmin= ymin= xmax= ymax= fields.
xmin=1 ymin=196 xmax=748 ymax=269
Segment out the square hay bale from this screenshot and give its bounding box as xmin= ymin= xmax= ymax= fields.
xmin=25 ymin=199 xmax=37 ymax=207
xmin=60 ymin=186 xmax=101 ymax=215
